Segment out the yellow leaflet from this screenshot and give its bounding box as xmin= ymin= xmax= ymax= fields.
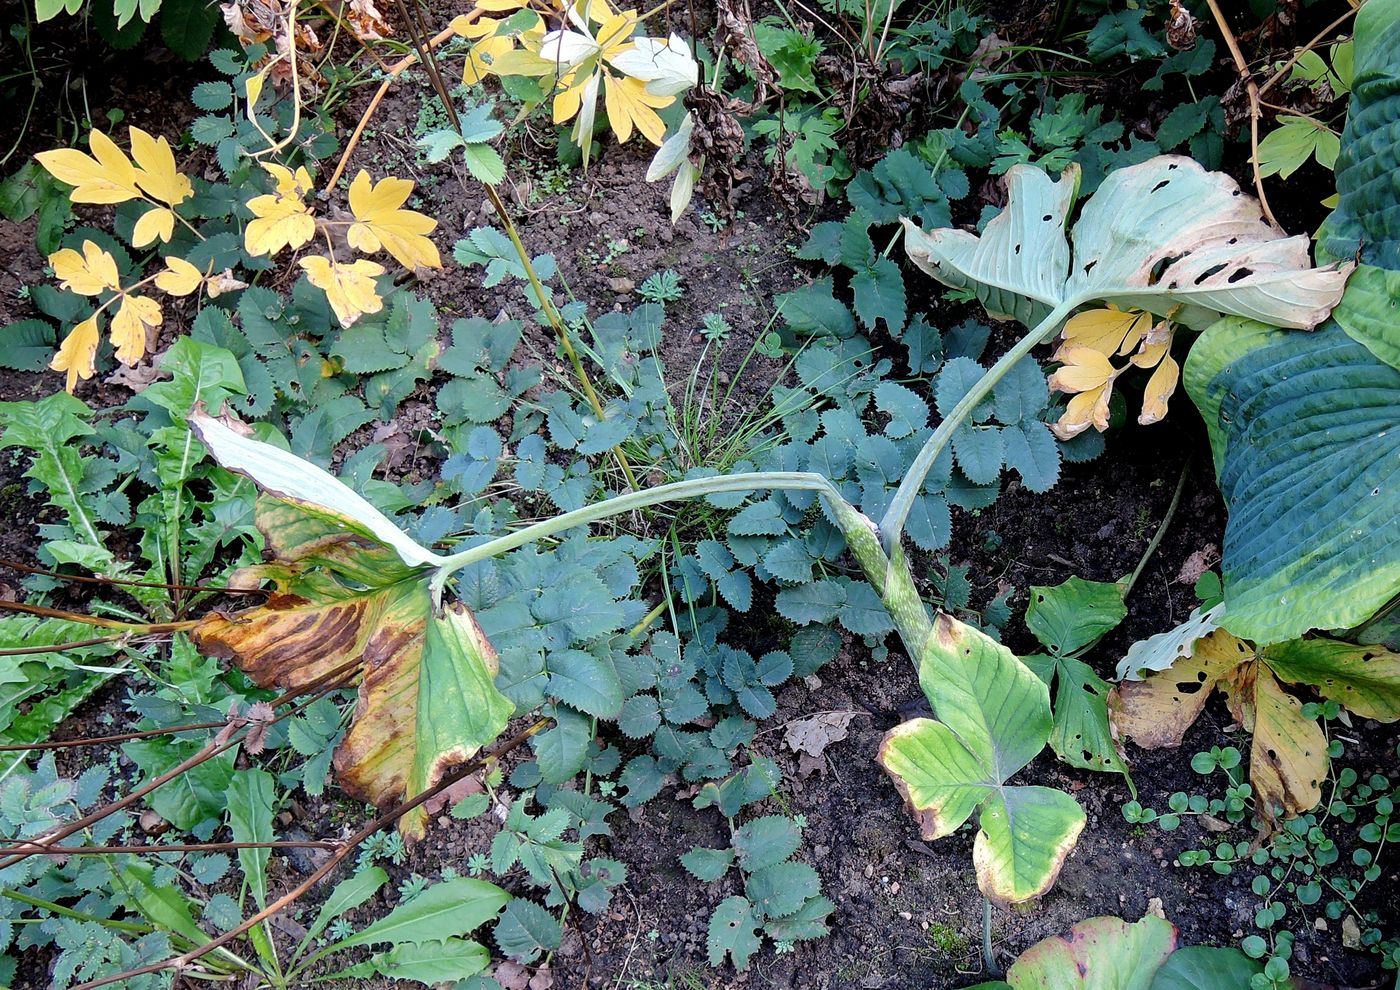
xmin=155 ymin=257 xmax=205 ymax=297
xmin=1139 ymin=353 xmax=1180 ymax=426
xmin=51 ymin=315 xmax=101 ymax=393
xmin=602 ymin=73 xmax=669 ymax=145
xmin=50 ymin=241 xmax=121 ymax=296
xmin=1049 ymin=345 xmax=1119 ymax=440
xmin=129 ymin=127 xmax=192 ymax=208
xmin=133 ymin=207 xmax=176 ymax=248
xmin=346 ymin=171 xmax=441 ymax=270
xmin=110 ymin=295 xmax=163 ymax=365
xmin=300 ymin=256 xmax=386 ymax=327
xmin=35 ymin=130 xmax=141 ymax=205
xmin=1058 ymin=305 xmax=1150 ymax=358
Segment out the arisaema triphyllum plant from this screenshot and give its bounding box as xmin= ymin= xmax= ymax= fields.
xmin=175 ymin=160 xmax=1347 ymax=907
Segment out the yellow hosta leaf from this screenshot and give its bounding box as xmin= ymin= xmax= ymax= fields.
xmin=1138 ymin=352 xmax=1179 ymax=426
xmin=155 ymin=257 xmax=205 ymax=297
xmin=346 ymin=171 xmax=441 ymax=270
xmin=129 ymin=126 xmax=192 ymax=208
xmin=602 ymin=72 xmax=670 ymax=145
xmin=35 ymin=129 xmax=141 ymax=205
xmin=1222 ymin=665 xmax=1327 ymax=820
xmin=110 ymin=294 xmax=163 ymax=364
xmin=1059 ymin=305 xmax=1150 ymax=358
xmin=132 ymin=206 xmax=177 ymax=248
xmin=1109 ymin=630 xmax=1252 ymax=749
xmin=299 ymin=255 xmax=386 ymax=327
xmin=51 ymin=315 xmax=101 ymax=392
xmin=245 ymin=164 xmax=317 ymax=258
xmin=50 ymin=240 xmax=121 ymax=296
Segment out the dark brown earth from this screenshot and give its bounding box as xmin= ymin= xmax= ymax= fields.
xmin=0 ymin=2 xmax=1394 ymax=988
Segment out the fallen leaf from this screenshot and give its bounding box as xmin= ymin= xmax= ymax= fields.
xmin=784 ymin=712 xmax=855 ymax=759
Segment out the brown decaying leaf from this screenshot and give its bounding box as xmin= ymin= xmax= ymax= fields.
xmin=784 ymin=712 xmax=856 ymax=759
xmin=1109 ymin=629 xmax=1327 ymax=821
xmin=192 ymin=499 xmax=436 ymax=832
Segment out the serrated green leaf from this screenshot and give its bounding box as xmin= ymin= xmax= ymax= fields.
xmin=493 ymin=899 xmax=561 ymax=963
xmin=707 ymin=896 xmax=761 ymax=970
xmin=952 ymin=425 xmax=1004 ymax=484
xmin=547 ymin=650 xmax=624 ymax=720
xmin=728 ymin=499 xmax=788 ymax=537
xmin=1003 ymin=422 xmax=1060 ymax=493
xmin=534 ymin=706 xmax=592 ymax=783
xmin=732 ymin=815 xmax=800 ymax=872
xmin=617 ymin=694 xmax=661 ymax=738
xmin=775 ymin=580 xmax=846 ymax=624
xmin=762 ymin=894 xmax=834 ymax=941
xmin=745 ymin=861 xmax=819 ymax=919
xmin=851 ymin=257 xmax=906 ymax=332
xmin=680 ymin=845 xmax=734 ymax=881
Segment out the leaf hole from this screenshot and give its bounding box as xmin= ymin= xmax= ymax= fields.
xmin=1151 ymin=180 xmax=1170 ymax=192
xmin=1227 ymin=267 xmax=1254 ymax=283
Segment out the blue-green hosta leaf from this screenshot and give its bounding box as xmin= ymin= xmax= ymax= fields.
xmin=1317 ymin=0 xmax=1400 ymax=270
xmin=1329 ymin=265 xmax=1400 ymax=372
xmin=1184 ymin=319 xmax=1400 ymax=644
xmin=904 ymin=157 xmax=1350 ymax=332
xmin=879 ymin=614 xmax=1085 ymax=905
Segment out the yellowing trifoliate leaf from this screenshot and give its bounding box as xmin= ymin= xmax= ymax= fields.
xmin=299 ymin=255 xmax=385 ymax=327
xmin=35 ymin=129 xmax=141 ymax=205
xmin=49 ymin=241 xmax=121 ymax=296
xmin=1047 ymin=345 xmax=1118 ymax=439
xmin=109 ymin=294 xmax=163 ymax=364
xmin=245 ymin=163 xmax=317 ymax=257
xmin=129 ymin=126 xmax=193 ymax=207
xmin=1059 ymin=305 xmax=1150 ymax=357
xmin=154 ymin=257 xmax=205 ymax=297
xmin=51 ymin=315 xmax=101 ymax=392
xmin=346 ymin=171 xmax=441 ymax=270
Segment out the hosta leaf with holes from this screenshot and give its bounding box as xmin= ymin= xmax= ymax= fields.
xmin=903 ymin=156 xmax=1350 ymax=332
xmin=1117 ymin=604 xmax=1225 ymax=681
xmin=1184 ymin=319 xmax=1400 ymax=645
xmin=1006 ymin=915 xmax=1179 ymax=989
xmin=1106 ymin=628 xmax=1398 ymax=821
xmin=192 ymin=496 xmax=513 ymax=838
xmin=879 ymin=614 xmax=1085 ymax=905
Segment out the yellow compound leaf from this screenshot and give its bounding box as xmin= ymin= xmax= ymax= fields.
xmin=1048 ymin=345 xmax=1120 ymax=439
xmin=49 ymin=240 xmax=121 ymax=296
xmin=154 ymin=256 xmax=205 ymax=297
xmin=346 ymin=171 xmax=441 ymax=270
xmin=50 ymin=315 xmax=101 ymax=393
xmin=132 ymin=206 xmax=176 ymax=248
xmin=245 ymin=164 xmax=317 ymax=258
xmin=1223 ymin=665 xmax=1328 ymax=820
xmin=300 ymin=255 xmax=386 ymax=327
xmin=460 ymin=23 xmax=517 ymax=85
xmin=129 ymin=126 xmax=192 ymax=208
xmin=1059 ymin=305 xmax=1150 ymax=358
xmin=110 ymin=294 xmax=163 ymax=365
xmin=35 ymin=129 xmax=141 ymax=205
xmin=602 ymin=72 xmax=670 ymax=145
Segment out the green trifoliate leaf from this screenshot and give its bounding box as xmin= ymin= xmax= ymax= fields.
xmin=1025 ymin=576 xmax=1127 ymax=656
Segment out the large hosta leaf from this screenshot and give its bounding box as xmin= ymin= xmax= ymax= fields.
xmin=903 ymin=156 xmax=1350 ymax=332
xmin=1317 ymin=0 xmax=1400 ymax=270
xmin=193 ymin=498 xmax=513 ymax=838
xmin=879 ymin=614 xmax=1085 ymax=905
xmin=1184 ymin=318 xmax=1400 ymax=644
